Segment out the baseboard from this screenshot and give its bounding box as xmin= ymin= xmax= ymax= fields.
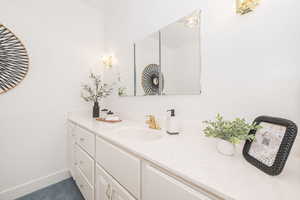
xmin=0 ymin=169 xmax=71 ymax=200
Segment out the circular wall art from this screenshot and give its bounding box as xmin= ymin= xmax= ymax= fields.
xmin=0 ymin=24 xmax=29 ymax=94
xmin=141 ymin=64 xmax=164 ymax=95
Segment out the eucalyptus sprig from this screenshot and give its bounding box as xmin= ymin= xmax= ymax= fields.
xmin=203 ymin=114 xmax=261 ymax=144
xmin=81 ymin=73 xmax=113 ymax=103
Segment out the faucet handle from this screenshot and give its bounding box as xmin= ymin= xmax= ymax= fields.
xmin=145 ymin=115 xmax=153 ymax=123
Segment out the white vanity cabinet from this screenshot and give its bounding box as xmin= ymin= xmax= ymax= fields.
xmin=67 ymin=121 xmax=218 ymax=200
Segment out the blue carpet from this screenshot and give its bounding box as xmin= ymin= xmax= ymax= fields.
xmin=16 ymin=178 xmax=84 ymax=200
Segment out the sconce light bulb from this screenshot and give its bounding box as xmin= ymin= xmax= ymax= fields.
xmin=102 ymin=55 xmax=113 ymax=68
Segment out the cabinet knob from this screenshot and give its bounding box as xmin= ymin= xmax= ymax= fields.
xmin=80 ymin=138 xmax=85 ymax=142
xmin=80 ymin=184 xmax=84 ymax=188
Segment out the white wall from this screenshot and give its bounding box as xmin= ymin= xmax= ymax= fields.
xmin=0 ymin=0 xmax=104 ymax=194
xmin=102 ymin=0 xmax=300 ymax=156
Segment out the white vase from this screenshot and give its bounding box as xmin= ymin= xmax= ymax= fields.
xmin=216 ymin=139 xmax=235 ymax=156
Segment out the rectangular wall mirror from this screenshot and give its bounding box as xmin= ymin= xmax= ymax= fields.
xmin=118 ymin=9 xmax=201 ymax=97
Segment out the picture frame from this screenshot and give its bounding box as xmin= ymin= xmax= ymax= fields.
xmin=243 ymin=116 xmax=297 ymax=176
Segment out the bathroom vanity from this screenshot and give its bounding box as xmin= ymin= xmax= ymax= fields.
xmin=68 ymin=113 xmax=300 ymax=200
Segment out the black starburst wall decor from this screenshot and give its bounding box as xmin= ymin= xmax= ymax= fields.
xmin=141 ymin=64 xmax=164 ymax=95
xmin=0 ymin=24 xmax=29 ymax=94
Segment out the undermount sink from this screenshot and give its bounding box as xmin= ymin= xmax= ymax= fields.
xmin=112 ymin=127 xmax=164 ymax=141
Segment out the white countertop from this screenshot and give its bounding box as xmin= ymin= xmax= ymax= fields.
xmin=68 ymin=113 xmax=300 ymax=200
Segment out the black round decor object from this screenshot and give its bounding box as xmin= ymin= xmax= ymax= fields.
xmin=0 ymin=24 xmax=29 ymax=94
xmin=141 ymin=64 xmax=164 ymax=95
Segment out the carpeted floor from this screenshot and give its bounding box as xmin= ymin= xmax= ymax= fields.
xmin=16 ymin=178 xmax=84 ymax=200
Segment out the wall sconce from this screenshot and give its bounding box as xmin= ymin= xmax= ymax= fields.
xmin=102 ymin=55 xmax=113 ymax=68
xmin=183 ymin=10 xmax=200 ymax=28
xmin=236 ymin=0 xmax=260 ymax=15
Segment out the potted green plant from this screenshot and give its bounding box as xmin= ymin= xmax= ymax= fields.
xmin=81 ymin=73 xmax=113 ymax=118
xmin=203 ymin=114 xmax=261 ymax=156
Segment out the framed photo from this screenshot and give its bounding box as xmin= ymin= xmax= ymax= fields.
xmin=243 ymin=116 xmax=297 ymax=176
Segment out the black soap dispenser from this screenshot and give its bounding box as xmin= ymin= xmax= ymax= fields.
xmin=166 ymin=109 xmax=180 ymax=135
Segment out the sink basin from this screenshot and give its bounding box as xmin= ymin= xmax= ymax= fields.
xmin=112 ymin=127 xmax=164 ymax=141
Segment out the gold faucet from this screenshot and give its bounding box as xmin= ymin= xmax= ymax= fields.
xmin=146 ymin=115 xmax=161 ymax=130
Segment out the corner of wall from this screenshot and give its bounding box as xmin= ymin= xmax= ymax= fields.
xmin=0 ymin=169 xmax=71 ymax=200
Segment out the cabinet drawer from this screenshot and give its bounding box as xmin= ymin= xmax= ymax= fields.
xmin=68 ymin=122 xmax=78 ymax=142
xmin=76 ymin=126 xmax=95 ymax=157
xmin=96 ymin=137 xmax=140 ymax=199
xmin=76 ymin=144 xmax=95 ymax=186
xmin=142 ymin=164 xmax=213 ymax=200
xmin=76 ymin=167 xmax=94 ymax=200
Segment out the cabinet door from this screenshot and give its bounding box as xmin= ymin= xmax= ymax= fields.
xmin=96 ymin=165 xmax=135 ymax=200
xmin=96 ymin=165 xmax=113 ymax=200
xmin=76 ymin=166 xmax=94 ymax=200
xmin=111 ymin=191 xmax=130 ymax=200
xmin=142 ymin=164 xmax=213 ymax=200
xmin=111 ymin=183 xmax=135 ymax=200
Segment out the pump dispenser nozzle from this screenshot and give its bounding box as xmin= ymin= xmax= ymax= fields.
xmin=167 ymin=109 xmax=175 ymax=117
